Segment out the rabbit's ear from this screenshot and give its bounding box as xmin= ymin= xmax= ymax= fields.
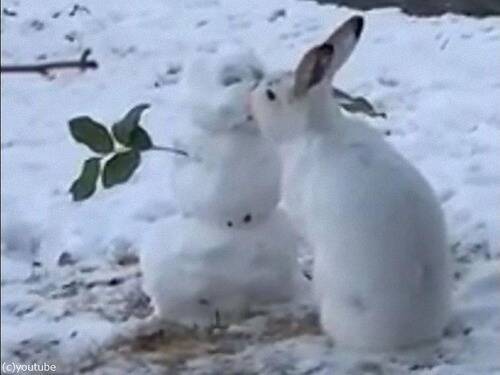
xmin=293 ymin=16 xmax=364 ymax=97
xmin=323 ymin=15 xmax=364 ymax=77
xmin=294 ymin=44 xmax=334 ymax=97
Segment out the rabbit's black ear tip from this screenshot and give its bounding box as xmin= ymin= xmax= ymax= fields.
xmin=351 ymin=16 xmax=364 ymax=39
xmin=318 ymin=43 xmax=334 ymax=56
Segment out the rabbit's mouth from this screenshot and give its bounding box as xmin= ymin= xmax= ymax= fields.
xmin=231 ymin=117 xmax=259 ymax=134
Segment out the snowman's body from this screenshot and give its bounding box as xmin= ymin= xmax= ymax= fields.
xmin=171 ymin=126 xmax=282 ymax=228
xmin=141 ymin=210 xmax=300 ymax=326
xmin=141 ymin=45 xmax=302 ymax=326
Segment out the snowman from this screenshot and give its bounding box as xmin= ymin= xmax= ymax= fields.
xmin=141 ymin=45 xmax=304 ymax=327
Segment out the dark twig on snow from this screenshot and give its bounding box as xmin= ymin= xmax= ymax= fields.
xmin=150 ymin=145 xmax=189 ymax=157
xmin=3 ymin=7 xmax=18 ymax=16
xmin=1 ymin=49 xmax=98 ymax=76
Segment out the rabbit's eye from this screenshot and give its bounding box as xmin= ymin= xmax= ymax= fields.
xmin=266 ymin=89 xmax=276 ymax=101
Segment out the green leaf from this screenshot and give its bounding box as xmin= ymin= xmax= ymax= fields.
xmin=129 ymin=126 xmax=153 ymax=150
xmin=69 ymin=157 xmax=100 ymax=201
xmin=102 ymin=150 xmax=141 ymax=188
xmin=69 ymin=117 xmax=114 ymax=154
xmin=112 ymin=104 xmax=150 ymax=146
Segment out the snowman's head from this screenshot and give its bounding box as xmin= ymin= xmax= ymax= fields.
xmin=180 ymin=44 xmax=264 ymax=132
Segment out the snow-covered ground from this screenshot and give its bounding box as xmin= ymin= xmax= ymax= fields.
xmin=1 ymin=0 xmax=499 ymax=373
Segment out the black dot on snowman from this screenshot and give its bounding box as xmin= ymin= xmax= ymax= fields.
xmin=226 ymin=214 xmax=252 ymax=227
xmin=198 ymin=298 xmax=210 ymax=306
xmin=266 ymin=89 xmax=276 ymax=101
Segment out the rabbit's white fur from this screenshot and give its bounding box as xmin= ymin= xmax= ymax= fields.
xmin=250 ymin=16 xmax=451 ymax=350
xmin=141 ymin=210 xmax=302 ymax=327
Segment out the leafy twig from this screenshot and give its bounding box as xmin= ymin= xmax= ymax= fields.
xmin=68 ymin=104 xmax=188 ymax=201
xmin=150 ymin=145 xmax=189 ymax=157
xmin=1 ymin=49 xmax=98 ymax=76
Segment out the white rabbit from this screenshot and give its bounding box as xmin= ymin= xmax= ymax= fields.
xmin=250 ymin=16 xmax=451 ymax=351
xmin=172 ymin=45 xmax=282 ymax=227
xmin=141 ymin=209 xmax=302 ymax=327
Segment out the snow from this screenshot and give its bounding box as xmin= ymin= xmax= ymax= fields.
xmin=170 ymin=116 xmax=282 ymax=227
xmin=142 ymin=43 xmax=301 ymax=327
xmin=178 ymin=45 xmax=264 ymax=133
xmin=1 ymin=0 xmax=499 ymax=373
xmin=141 ymin=210 xmax=302 ymax=327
